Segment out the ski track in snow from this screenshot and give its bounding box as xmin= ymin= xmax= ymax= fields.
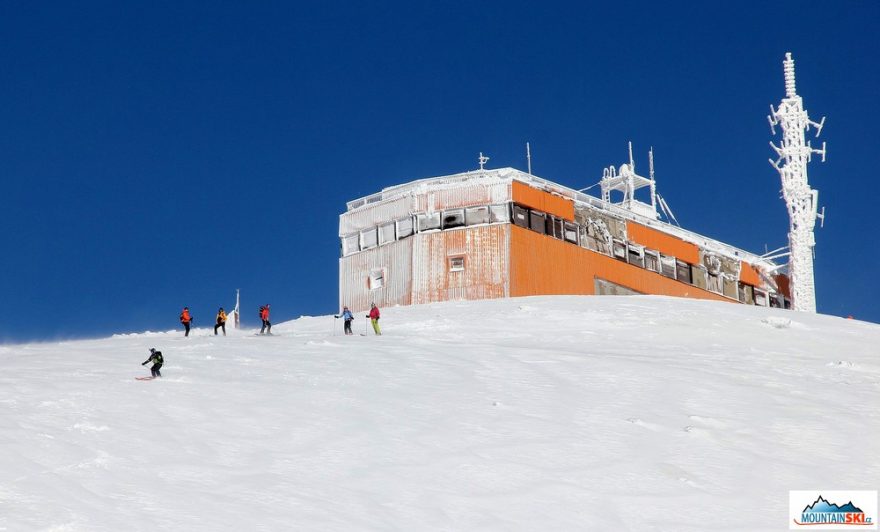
xmin=0 ymin=295 xmax=878 ymax=531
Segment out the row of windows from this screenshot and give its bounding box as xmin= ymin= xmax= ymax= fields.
xmin=513 ymin=203 xmax=790 ymax=308
xmin=341 ymin=204 xmax=511 ymax=256
xmin=346 ymin=201 xmax=790 ymax=308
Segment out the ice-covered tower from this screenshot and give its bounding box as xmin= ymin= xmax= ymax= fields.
xmin=768 ymin=52 xmax=827 ymax=313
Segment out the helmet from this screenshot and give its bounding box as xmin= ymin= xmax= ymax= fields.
xmin=149 ymin=348 xmax=156 ymax=353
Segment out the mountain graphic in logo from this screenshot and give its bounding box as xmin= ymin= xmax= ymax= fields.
xmin=804 ymin=496 xmax=864 ymax=515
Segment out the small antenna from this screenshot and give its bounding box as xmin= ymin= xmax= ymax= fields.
xmin=478 ymin=152 xmax=490 ymax=171
xmin=628 ymin=141 xmax=635 ymax=172
xmin=526 ymin=142 xmax=532 ymax=175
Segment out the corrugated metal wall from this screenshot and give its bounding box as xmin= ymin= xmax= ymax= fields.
xmin=411 ymin=225 xmax=509 ymax=305
xmin=338 ymin=238 xmax=413 ymax=313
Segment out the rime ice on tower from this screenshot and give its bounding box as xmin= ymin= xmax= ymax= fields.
xmin=768 ymin=52 xmax=827 ymax=313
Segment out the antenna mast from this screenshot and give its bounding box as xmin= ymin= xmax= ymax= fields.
xmin=526 ymin=142 xmax=532 ymax=175
xmin=768 ymin=52 xmax=827 ymax=312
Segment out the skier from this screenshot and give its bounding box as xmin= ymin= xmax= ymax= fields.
xmin=214 ymin=307 xmax=227 ymax=336
xmin=179 ymin=307 xmax=192 ymax=337
xmin=367 ymin=303 xmax=381 ymax=335
xmin=335 ymin=306 xmax=354 ymax=335
xmin=142 ymin=348 xmax=164 ymax=378
xmin=260 ymin=304 xmax=271 ymax=335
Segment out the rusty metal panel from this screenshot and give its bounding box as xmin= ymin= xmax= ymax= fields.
xmin=415 ymin=182 xmax=511 ymax=212
xmin=340 ymin=195 xmax=415 ymax=236
xmin=411 ymin=225 xmax=509 ymax=305
xmin=338 ymin=238 xmax=413 ymax=313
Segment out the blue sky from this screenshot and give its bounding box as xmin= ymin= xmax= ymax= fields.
xmin=1 ymin=1 xmax=877 ymax=342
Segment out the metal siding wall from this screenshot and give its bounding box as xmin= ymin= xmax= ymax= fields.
xmin=411 ymin=225 xmax=509 ymax=305
xmin=338 ymin=238 xmax=413 ymax=313
xmin=340 ymin=195 xmax=415 ymax=236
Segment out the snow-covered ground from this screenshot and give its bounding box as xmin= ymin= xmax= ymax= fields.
xmin=1 ymin=295 xmax=877 ymax=531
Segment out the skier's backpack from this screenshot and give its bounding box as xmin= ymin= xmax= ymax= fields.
xmin=259 ymin=306 xmax=264 ymax=318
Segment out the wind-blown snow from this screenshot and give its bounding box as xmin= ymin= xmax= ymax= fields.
xmin=1 ymin=296 xmax=877 ymax=531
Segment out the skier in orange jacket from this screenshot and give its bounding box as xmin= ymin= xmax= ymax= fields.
xmin=179 ymin=307 xmax=192 ymax=337
xmin=259 ymin=304 xmax=271 ymax=335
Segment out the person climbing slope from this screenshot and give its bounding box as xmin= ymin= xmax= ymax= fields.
xmin=214 ymin=307 xmax=227 ymax=336
xmin=179 ymin=307 xmax=192 ymax=337
xmin=260 ymin=304 xmax=271 ymax=335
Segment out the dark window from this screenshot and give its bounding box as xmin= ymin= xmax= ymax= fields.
xmin=529 ymin=211 xmax=546 ymax=233
xmin=676 ymin=260 xmax=692 ymax=284
xmin=442 ymin=209 xmax=465 ymax=229
xmin=628 ymin=245 xmax=645 ymax=268
xmin=513 ymin=205 xmax=529 ymax=228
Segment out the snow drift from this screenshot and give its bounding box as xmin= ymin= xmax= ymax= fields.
xmin=1 ymin=295 xmax=877 ymax=531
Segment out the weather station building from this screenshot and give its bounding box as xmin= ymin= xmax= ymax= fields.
xmin=338 ymin=53 xmax=826 ymax=315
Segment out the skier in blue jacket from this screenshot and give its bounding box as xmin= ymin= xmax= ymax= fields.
xmin=335 ymin=306 xmax=354 ymax=335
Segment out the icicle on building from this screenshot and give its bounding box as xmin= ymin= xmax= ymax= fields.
xmin=338 ymin=156 xmax=790 ymax=313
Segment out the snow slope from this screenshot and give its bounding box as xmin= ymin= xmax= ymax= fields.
xmin=1 ymin=296 xmax=877 ymax=531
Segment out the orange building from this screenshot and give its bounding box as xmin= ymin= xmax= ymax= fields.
xmin=339 ymin=167 xmax=790 ymax=313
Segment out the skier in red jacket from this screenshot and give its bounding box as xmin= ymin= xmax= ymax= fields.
xmin=367 ymin=303 xmax=381 ymax=335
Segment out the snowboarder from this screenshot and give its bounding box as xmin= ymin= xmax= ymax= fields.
xmin=142 ymin=348 xmax=164 ymax=378
xmin=260 ymin=304 xmax=271 ymax=335
xmin=214 ymin=307 xmax=227 ymax=336
xmin=367 ymin=303 xmax=381 ymax=335
xmin=179 ymin=307 xmax=192 ymax=337
xmin=335 ymin=306 xmax=354 ymax=335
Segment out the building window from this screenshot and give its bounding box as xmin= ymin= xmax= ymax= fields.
xmin=360 ymin=228 xmax=378 ymax=250
xmin=442 ymin=209 xmax=465 ymax=229
xmin=529 ymin=211 xmax=546 ymax=233
xmin=660 ymin=255 xmax=676 ymax=278
xmin=490 ymin=204 xmax=510 ymax=223
xmin=563 ymin=222 xmax=578 ymax=244
xmin=449 ymin=256 xmax=465 ymax=272
xmin=676 ymin=260 xmax=692 ymax=284
xmin=417 ymin=212 xmax=441 ymax=232
xmin=512 ymin=205 xmax=529 ymax=227
xmin=378 ymin=222 xmax=396 ymax=245
xmin=342 ymin=234 xmax=360 ymax=256
xmin=397 ymin=217 xmax=414 ymax=239
xmin=627 ymin=244 xmax=645 ymax=268
xmin=368 ymin=268 xmax=385 ymax=290
xmin=707 ymin=272 xmax=722 ymax=293
xmin=645 ymin=251 xmax=659 ymax=272
xmin=754 ymin=288 xmax=768 ymax=306
xmin=466 ymin=206 xmax=490 ymax=226
xmin=612 ymin=239 xmax=627 ymax=261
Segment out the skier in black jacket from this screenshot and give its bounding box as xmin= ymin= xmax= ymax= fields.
xmin=142 ymin=348 xmax=164 ymax=378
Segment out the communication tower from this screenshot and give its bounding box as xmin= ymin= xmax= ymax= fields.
xmin=768 ymin=52 xmax=827 ymax=312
